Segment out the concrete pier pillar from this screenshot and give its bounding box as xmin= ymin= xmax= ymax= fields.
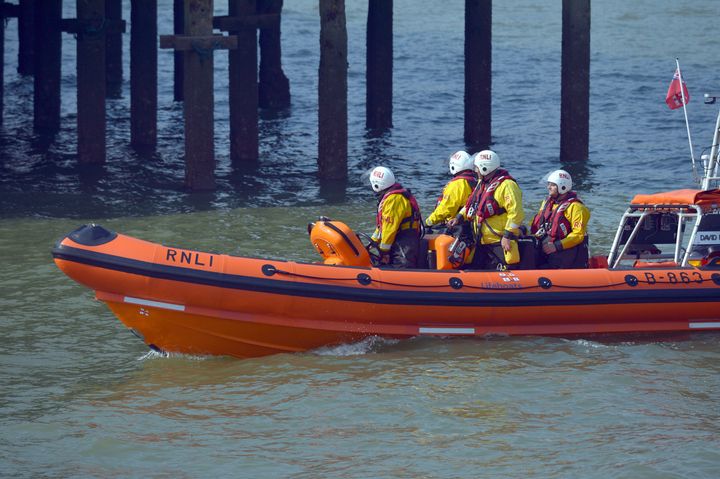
xmin=130 ymin=0 xmax=157 ymax=149
xmin=464 ymin=0 xmax=491 ymax=149
xmin=366 ymin=0 xmax=392 ymax=131
xmin=257 ymin=0 xmax=289 ymax=109
xmin=228 ymin=0 xmax=259 ymax=164
xmin=18 ymin=0 xmax=34 ymax=76
xmin=105 ymin=0 xmax=122 ymax=98
xmin=33 ymin=0 xmax=62 ymax=132
xmin=560 ymin=0 xmax=590 ymax=162
xmin=318 ymin=0 xmax=348 ymax=180
xmin=173 ymin=0 xmax=184 ymax=101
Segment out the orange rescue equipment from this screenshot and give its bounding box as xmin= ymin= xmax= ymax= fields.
xmin=631 ymin=189 xmax=720 ymax=209
xmin=425 ymin=234 xmax=471 ymax=270
xmin=309 ymin=219 xmax=372 ymax=267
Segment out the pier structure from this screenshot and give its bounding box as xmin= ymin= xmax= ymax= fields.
xmin=560 ymin=0 xmax=591 ymax=163
xmin=0 ymin=1 xmax=591 ymax=189
xmin=464 ymin=0 xmax=492 ymax=150
xmin=366 ymin=0 xmax=392 ymax=133
xmin=161 ymin=0 xmax=237 ymax=189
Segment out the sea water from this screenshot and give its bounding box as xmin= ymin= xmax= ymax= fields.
xmin=1 ymin=0 xmax=720 ymax=477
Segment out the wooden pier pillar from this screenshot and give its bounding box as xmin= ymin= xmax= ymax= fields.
xmin=366 ymin=0 xmax=392 ymax=131
xmin=257 ymin=0 xmax=289 ymax=109
xmin=130 ymin=0 xmax=157 ymax=148
xmin=105 ymin=0 xmax=122 ymax=98
xmin=182 ymin=0 xmax=215 ymax=189
xmin=1 ymin=4 xmax=4 ymax=124
xmin=318 ymin=0 xmax=347 ymax=180
xmin=464 ymin=0 xmax=491 ymax=149
xmin=560 ymin=0 xmax=590 ymax=162
xmin=75 ymin=0 xmax=106 ymax=164
xmin=227 ymin=0 xmax=259 ymax=164
xmin=216 ymin=6 xmax=280 ymax=165
xmin=18 ymin=0 xmax=34 ymax=75
xmin=161 ymin=0 xmax=237 ymax=190
xmin=173 ymin=0 xmax=184 ymax=101
xmin=33 ymin=0 xmax=62 ymax=132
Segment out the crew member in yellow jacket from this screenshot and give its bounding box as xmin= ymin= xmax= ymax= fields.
xmin=449 ymin=150 xmax=525 ymax=269
xmin=369 ymin=166 xmax=422 ymax=268
xmin=530 ymin=169 xmax=591 ymax=269
xmin=424 ymin=151 xmax=477 ymax=227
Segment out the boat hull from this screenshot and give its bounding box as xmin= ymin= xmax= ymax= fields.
xmin=52 ymin=225 xmax=720 ymax=358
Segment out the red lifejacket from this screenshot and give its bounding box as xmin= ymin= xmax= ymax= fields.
xmin=436 ymin=170 xmax=477 ymax=205
xmin=376 ymin=183 xmax=422 ymax=234
xmin=464 ymin=169 xmax=515 ymax=222
xmin=531 ymin=192 xmax=582 ymax=240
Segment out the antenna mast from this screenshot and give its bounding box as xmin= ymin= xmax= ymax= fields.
xmin=701 ymin=93 xmax=720 ymax=191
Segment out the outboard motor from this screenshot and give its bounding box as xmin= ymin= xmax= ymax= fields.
xmin=308 ymin=218 xmax=372 ymax=267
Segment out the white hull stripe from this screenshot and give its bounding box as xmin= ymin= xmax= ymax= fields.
xmin=124 ymin=296 xmax=186 ymax=311
xmin=419 ymin=327 xmax=475 ymax=335
xmin=689 ymin=321 xmax=720 ymax=329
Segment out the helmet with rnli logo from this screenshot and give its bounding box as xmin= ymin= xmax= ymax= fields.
xmin=448 ymin=151 xmax=474 ymax=175
xmin=547 ymin=169 xmax=572 ymax=194
xmin=369 ymin=166 xmax=396 ymax=192
xmin=473 ymin=150 xmax=500 ymax=176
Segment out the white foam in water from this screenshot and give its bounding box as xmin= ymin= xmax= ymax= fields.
xmin=312 ymin=336 xmax=399 ymax=356
xmin=137 ymin=350 xmax=166 ymax=361
xmin=569 ymin=339 xmax=607 ymax=349
xmin=137 ymin=350 xmax=209 ymax=361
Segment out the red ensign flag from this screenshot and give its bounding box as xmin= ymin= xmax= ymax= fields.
xmin=666 ymin=68 xmax=690 ymax=110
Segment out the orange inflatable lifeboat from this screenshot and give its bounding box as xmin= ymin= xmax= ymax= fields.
xmin=50 ymin=90 xmax=720 ymax=359
xmin=53 ymin=197 xmax=720 ymax=359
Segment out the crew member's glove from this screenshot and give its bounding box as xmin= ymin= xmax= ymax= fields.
xmin=543 ymin=241 xmax=562 ymax=254
xmin=447 ymin=214 xmax=464 ymax=229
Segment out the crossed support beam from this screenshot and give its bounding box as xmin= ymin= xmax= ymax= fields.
xmin=160 ymin=0 xmax=237 ymax=190
xmin=215 ymin=2 xmax=272 ymax=165
xmin=161 ymin=1 xmax=285 ymax=189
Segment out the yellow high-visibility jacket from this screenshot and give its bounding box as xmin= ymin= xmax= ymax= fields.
xmin=371 ymin=193 xmax=420 ymax=252
xmin=425 ymin=175 xmax=475 ymax=226
xmin=534 ymin=199 xmax=591 ymax=250
xmin=460 ymin=179 xmax=524 ymax=245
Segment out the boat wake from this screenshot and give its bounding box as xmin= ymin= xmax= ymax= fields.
xmin=565 ymin=338 xmax=608 ymax=349
xmin=136 ymin=350 xmax=210 ymax=362
xmin=311 ymin=336 xmax=400 ymax=357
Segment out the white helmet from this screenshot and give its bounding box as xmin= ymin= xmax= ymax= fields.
xmin=547 ymin=169 xmax=573 ymax=194
xmin=369 ymin=166 xmax=396 ymax=192
xmin=473 ymin=150 xmax=500 ymax=176
xmin=448 ymin=151 xmax=474 ymax=175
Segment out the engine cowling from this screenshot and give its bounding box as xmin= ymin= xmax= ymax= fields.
xmin=309 ymin=219 xmax=372 ymax=267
